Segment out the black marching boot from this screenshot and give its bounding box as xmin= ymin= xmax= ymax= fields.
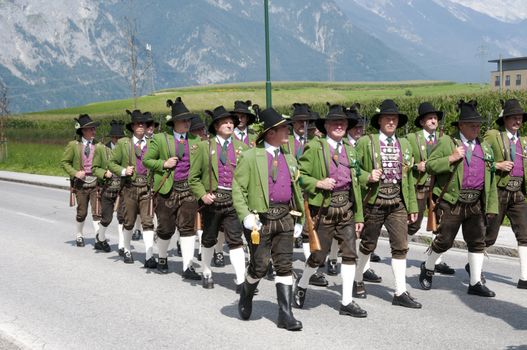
xmin=238 ymin=280 xmax=260 ymax=320
xmin=276 ymin=283 xmax=303 ymax=331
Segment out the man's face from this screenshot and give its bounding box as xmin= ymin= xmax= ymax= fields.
xmin=504 ymin=114 xmax=523 ymax=133
xmin=237 ymin=113 xmax=248 ymax=129
xmin=111 ymin=136 xmax=120 ymax=144
xmin=173 ymin=119 xmax=191 ymax=134
xmin=292 ymin=120 xmax=307 ymax=136
xmin=419 ymin=113 xmax=439 ymax=133
xmin=214 ymin=117 xmax=235 ymax=138
xmin=348 ymin=125 xmax=363 ymax=140
xmin=190 ymin=127 xmax=207 ymax=140
xmin=325 ymin=119 xmax=348 ymax=141
xmin=267 ymin=124 xmax=290 ymax=145
xmin=458 ymin=122 xmax=481 ymax=141
xmin=82 ymin=127 xmax=96 ymax=141
xmin=378 ymin=115 xmax=398 ymax=136
xmin=145 ymin=122 xmax=155 ymax=137
xmin=132 ymin=122 xmax=145 ymax=138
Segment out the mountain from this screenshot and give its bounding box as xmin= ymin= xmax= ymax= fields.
xmin=0 ymin=0 xmax=426 ymax=113
xmin=334 ymin=0 xmax=527 ymax=82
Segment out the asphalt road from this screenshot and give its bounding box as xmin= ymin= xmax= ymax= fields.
xmin=1 ymin=180 xmax=526 ymax=350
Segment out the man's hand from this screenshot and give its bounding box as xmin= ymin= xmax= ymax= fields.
xmin=104 ymin=170 xmax=113 ymax=179
xmin=417 ymin=161 xmax=426 ymax=173
xmin=355 ymin=223 xmax=364 ymax=238
xmin=408 ymin=213 xmax=418 ymax=224
xmin=74 ymin=170 xmax=86 ymax=179
xmin=448 ymin=146 xmax=465 ymax=164
xmin=368 ymin=169 xmax=383 ymax=183
xmin=495 ymin=161 xmax=514 ymax=172
xmin=243 ymin=214 xmax=262 ymax=231
xmin=201 ymin=193 xmax=216 ymax=205
xmin=293 ymin=223 xmax=303 ymax=238
xmin=316 ymin=177 xmax=336 ymax=191
xmin=124 ymin=166 xmax=134 ymax=176
xmin=163 ymin=157 xmax=178 ymax=169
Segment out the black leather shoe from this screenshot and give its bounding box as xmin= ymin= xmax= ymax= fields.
xmin=202 ymin=276 xmax=214 ymax=289
xmin=212 ymin=252 xmax=225 ymax=267
xmin=132 ymin=229 xmax=142 ymax=241
xmin=353 ymin=281 xmax=367 ymax=299
xmin=294 ymin=237 xmax=302 ymax=249
xmin=144 ymin=256 xmax=157 ymax=269
xmin=197 ymin=253 xmax=202 ymax=262
xmin=370 ymin=252 xmax=381 ymax=262
xmin=123 ymin=251 xmax=134 ymax=264
xmin=419 ymin=262 xmax=434 ymax=290
xmin=176 ymin=241 xmax=182 ymax=256
xmin=182 ymin=266 xmax=201 ymax=280
xmin=238 ymin=280 xmax=260 ymax=320
xmin=266 ymin=263 xmax=275 ymax=281
xmin=157 ymin=257 xmax=168 ymax=274
xmin=76 ymin=237 xmax=85 ymax=247
xmin=309 ymin=272 xmax=328 ymax=287
xmin=363 ymin=268 xmax=382 ymax=283
xmin=392 ymin=292 xmax=422 ymax=308
xmin=276 ymin=283 xmax=303 ymax=331
xmin=94 ymin=234 xmax=111 ymax=253
xmin=327 ymin=259 xmax=338 ymax=276
xmin=465 ymin=263 xmax=486 ymax=284
xmin=518 ymin=279 xmax=527 ymax=289
xmin=293 ymin=279 xmax=307 ymax=308
xmin=118 ymin=248 xmax=125 ymax=257
xmin=435 ymin=262 xmax=455 ymax=275
xmin=468 ymin=282 xmax=496 ymax=297
xmin=339 ymin=301 xmax=367 ymax=318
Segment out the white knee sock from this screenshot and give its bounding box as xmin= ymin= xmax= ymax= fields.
xmin=468 ymin=252 xmax=484 ymax=286
xmin=123 ymin=228 xmax=132 ymax=252
xmin=134 ymin=215 xmax=142 ymax=232
xmin=143 ymin=230 xmax=154 ymax=260
xmin=92 ymin=220 xmax=100 ymax=235
xmin=197 ymin=230 xmax=203 ymax=255
xmin=519 ymin=246 xmax=527 ymax=281
xmin=229 ymin=247 xmax=246 ymax=285
xmin=118 ymin=224 xmax=124 ymax=249
xmin=157 ymin=238 xmax=171 ymax=259
xmin=98 ymin=224 xmax=108 ymax=241
xmin=76 ymin=221 xmax=85 ymax=238
xmin=341 ymin=263 xmax=355 ymax=305
xmin=180 ymin=236 xmax=196 ymax=271
xmin=363 ymin=256 xmax=371 ymax=273
xmin=425 ymin=251 xmax=442 ymax=271
xmin=201 ymin=246 xmax=214 ymax=278
xmin=298 ymin=265 xmax=318 ymax=289
xmin=247 ymin=275 xmax=260 ymax=285
xmin=302 ymin=243 xmax=311 ymax=261
xmin=328 ymin=239 xmax=339 ymax=261
xmin=435 ymin=254 xmax=443 ymax=264
xmin=355 ymin=251 xmax=370 ymax=282
xmin=275 ymin=275 xmax=293 ymax=285
xmin=392 ymin=258 xmax=407 ymax=296
xmin=215 ymin=231 xmax=225 ymax=253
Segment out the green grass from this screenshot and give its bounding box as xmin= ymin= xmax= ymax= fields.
xmin=0 ymin=142 xmax=65 ymax=176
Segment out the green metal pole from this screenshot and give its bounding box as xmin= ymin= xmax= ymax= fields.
xmin=264 ymin=0 xmax=272 ymax=108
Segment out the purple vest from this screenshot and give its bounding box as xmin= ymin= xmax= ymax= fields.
xmin=267 ymin=151 xmax=292 ymax=204
xmin=217 ymin=140 xmax=236 ymax=189
xmin=135 ymin=143 xmax=148 ymax=176
xmin=511 ymin=139 xmax=524 ymax=177
xmin=294 ymin=137 xmax=305 ymax=159
xmin=329 ymin=144 xmax=351 ymax=191
xmin=235 ymin=129 xmax=250 ymax=146
xmin=174 ymin=138 xmax=190 ymax=181
xmin=462 ymin=143 xmax=485 ymax=190
xmin=380 ymin=139 xmax=402 ymax=184
xmin=82 ymin=142 xmax=95 ymax=175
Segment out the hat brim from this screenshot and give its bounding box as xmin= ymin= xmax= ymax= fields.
xmin=208 ymin=114 xmax=240 ymax=136
xmin=370 ymin=113 xmax=408 ymax=130
xmin=414 ymin=111 xmax=444 ymax=128
xmin=232 ymin=110 xmax=257 ymax=125
xmin=495 ymin=112 xmax=527 ymax=126
xmin=256 ymin=119 xmax=292 ymax=144
xmin=315 ymin=117 xmax=355 ymax=135
xmin=451 ymin=117 xmax=485 ymax=127
xmin=76 ymin=121 xmax=100 ymax=135
xmin=166 ymin=112 xmax=199 ymax=127
xmin=291 ymin=114 xmax=318 ymax=122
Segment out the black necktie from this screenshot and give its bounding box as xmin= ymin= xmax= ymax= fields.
xmin=220 ymin=140 xmax=229 ymax=165
xmin=426 ymin=134 xmax=434 ymax=157
xmin=239 ymin=131 xmax=245 ymax=142
xmin=84 ymin=141 xmax=91 ymax=157
xmin=387 ymin=136 xmax=393 ymax=146
xmin=272 ymin=149 xmax=279 ymax=183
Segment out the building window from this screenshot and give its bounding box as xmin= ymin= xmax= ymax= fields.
xmin=505 ymin=75 xmax=510 ymax=86
xmin=516 ymin=74 xmax=522 ymax=86
xmin=495 ymin=75 xmax=500 ymax=87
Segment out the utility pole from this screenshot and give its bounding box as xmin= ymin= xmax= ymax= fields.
xmin=264 ymin=0 xmax=272 ymax=108
xmin=146 ymin=43 xmax=155 ymax=95
xmin=327 ymin=53 xmax=337 ymax=82
xmin=476 ymin=44 xmax=487 ymax=87
xmin=499 ymin=53 xmax=503 ymax=95
xmin=0 ymin=81 xmax=8 ymax=162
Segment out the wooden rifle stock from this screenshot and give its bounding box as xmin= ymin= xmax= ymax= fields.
xmin=69 ymin=184 xmax=76 ymax=207
xmin=195 ymin=212 xmax=202 ymax=231
xmin=426 ymin=175 xmax=437 ymax=232
xmin=304 ymin=198 xmax=321 ymax=252
xmin=94 ymin=185 xmax=102 ymax=217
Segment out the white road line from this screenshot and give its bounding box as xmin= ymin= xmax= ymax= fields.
xmin=2 ymin=208 xmax=56 ymax=224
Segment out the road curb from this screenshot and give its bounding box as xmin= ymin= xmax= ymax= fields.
xmin=0 ymin=176 xmax=69 ymax=191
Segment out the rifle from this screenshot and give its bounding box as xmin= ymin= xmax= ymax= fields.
xmin=69 ymin=179 xmax=76 ymax=207
xmin=304 ymin=197 xmax=321 ymax=252
xmin=426 ymin=118 xmax=444 ymax=232
xmin=195 ymin=212 xmax=202 ymax=231
xmin=94 ymin=185 xmax=102 ymax=217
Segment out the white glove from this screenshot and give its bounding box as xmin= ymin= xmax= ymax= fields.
xmin=243 ymin=214 xmax=262 ymax=231
xmin=293 ymin=223 xmax=303 ymax=238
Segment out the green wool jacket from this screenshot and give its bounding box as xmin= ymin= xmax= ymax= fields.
xmin=355 ymin=134 xmax=418 ymax=213
xmin=484 ymin=129 xmax=527 ymax=193
xmin=142 ymin=132 xmax=201 ymax=195
xmin=188 ymin=137 xmax=248 ymax=200
xmin=284 ymin=134 xmax=315 ymax=159
xmin=298 ymin=137 xmax=364 ymax=222
xmin=407 ymin=130 xmax=440 ymax=186
xmin=92 ymin=143 xmax=116 ymax=182
xmin=232 ymin=144 xmax=305 ymax=223
xmin=108 ymin=137 xmax=152 ymax=181
xmin=425 ymin=132 xmax=498 ymax=214
xmin=61 ymin=139 xmax=100 ymax=179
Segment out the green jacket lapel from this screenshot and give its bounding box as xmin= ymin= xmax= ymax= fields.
xmin=255 ymin=146 xmax=269 ymax=207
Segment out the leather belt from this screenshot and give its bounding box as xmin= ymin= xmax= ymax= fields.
xmin=213 ymin=189 xmax=232 ymax=204
xmin=173 ymin=180 xmax=189 ymax=192
xmin=131 ymin=175 xmax=148 ymax=187
xmin=505 ymin=176 xmax=523 ymax=192
xmin=458 ymin=189 xmax=481 ymax=204
xmin=106 ymin=175 xmax=121 ymax=192
xmin=330 ymin=190 xmax=352 ymax=208
xmin=377 ymin=183 xmax=400 ymax=199
xmin=261 ymin=204 xmax=290 ymax=220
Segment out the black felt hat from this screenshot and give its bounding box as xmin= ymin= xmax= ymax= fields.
xmin=125 ymin=109 xmax=154 ymax=132
xmin=256 ymin=108 xmax=292 ymax=143
xmin=291 ymin=103 xmax=317 ymax=121
xmin=370 ymin=99 xmax=408 ymax=129
xmin=451 ymin=100 xmax=483 ymax=127
xmin=189 ymin=115 xmax=206 ymax=132
xmin=315 ymin=103 xmax=355 ymax=134
xmin=74 ymin=114 xmax=100 ymax=136
xmin=345 ymin=103 xmax=366 ymax=130
xmin=232 ymin=100 xmax=257 ymax=125
xmin=166 ymin=97 xmax=198 ymax=126
xmin=496 ymin=99 xmax=527 ymax=126
xmin=107 ymin=120 xmax=126 ymax=137
xmin=205 ymin=105 xmax=239 ymax=136
xmin=414 ymin=102 xmax=444 ymax=128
